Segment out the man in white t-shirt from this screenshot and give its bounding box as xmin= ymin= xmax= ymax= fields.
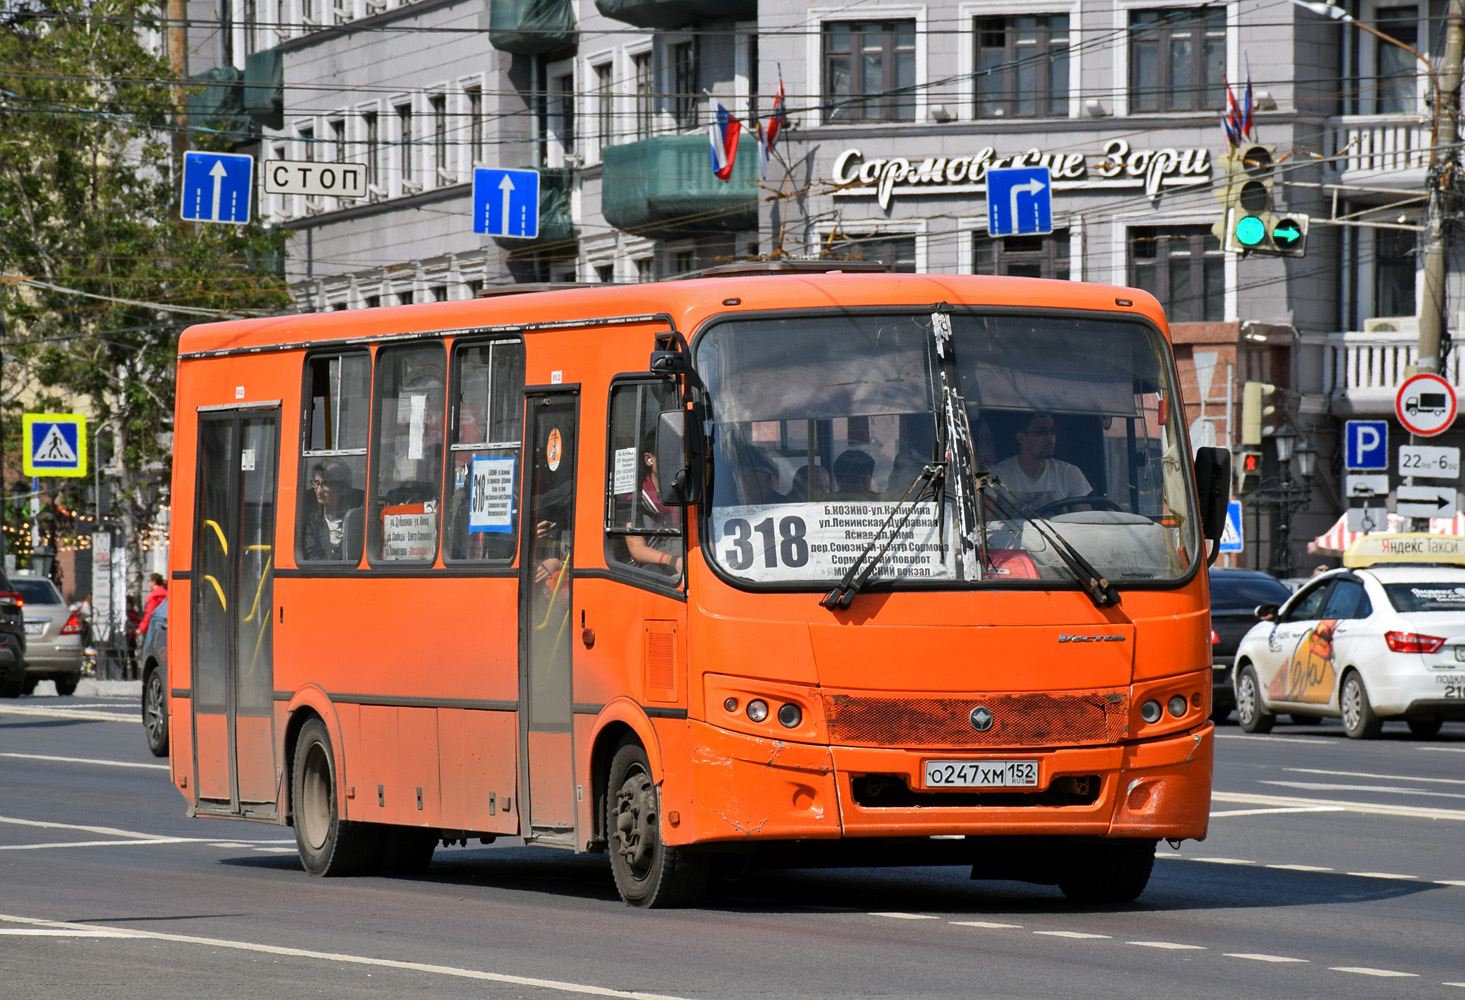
xmin=990 ymin=412 xmax=1092 ymax=509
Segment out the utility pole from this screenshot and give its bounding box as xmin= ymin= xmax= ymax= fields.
xmin=1419 ymin=0 xmax=1465 ymax=378
xmin=166 ymin=0 xmax=189 ymax=163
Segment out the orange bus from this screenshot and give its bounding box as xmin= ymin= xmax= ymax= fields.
xmin=167 ymin=266 xmax=1230 ymax=906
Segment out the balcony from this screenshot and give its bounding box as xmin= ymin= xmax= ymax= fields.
xmin=1317 ymin=329 xmax=1463 ymax=414
xmin=601 ymin=135 xmax=758 ymax=238
xmin=595 ymin=0 xmax=755 ymax=29
xmin=1327 ymin=115 xmax=1430 ymax=190
xmin=489 ymin=0 xmax=576 ymax=55
xmin=492 ymin=168 xmax=576 ymax=258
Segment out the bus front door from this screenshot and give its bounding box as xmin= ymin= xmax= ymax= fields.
xmin=518 ymin=391 xmax=578 ymax=842
xmin=191 ymin=410 xmax=279 ymax=818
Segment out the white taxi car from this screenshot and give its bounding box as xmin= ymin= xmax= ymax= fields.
xmin=1232 ymin=533 xmax=1465 ymax=739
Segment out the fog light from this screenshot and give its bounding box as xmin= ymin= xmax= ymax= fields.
xmin=1140 ymin=699 xmax=1162 ymax=723
xmin=723 ymin=697 xmax=739 ymax=713
xmin=777 ymin=703 xmax=802 ymax=728
xmin=1168 ymin=695 xmax=1187 ymax=718
xmin=747 ymin=699 xmax=769 ymax=723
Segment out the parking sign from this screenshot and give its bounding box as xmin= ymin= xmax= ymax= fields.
xmin=1344 ymin=420 xmax=1388 ymax=470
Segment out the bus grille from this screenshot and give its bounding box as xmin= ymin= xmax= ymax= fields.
xmin=822 ymin=691 xmax=1129 ymax=748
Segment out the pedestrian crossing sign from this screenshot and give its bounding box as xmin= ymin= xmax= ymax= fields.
xmin=23 ymin=413 xmax=88 ymax=478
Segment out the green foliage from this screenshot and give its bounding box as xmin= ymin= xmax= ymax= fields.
xmin=0 ymin=0 xmax=289 ymax=544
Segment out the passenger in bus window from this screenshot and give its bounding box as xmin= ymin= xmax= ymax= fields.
xmin=832 ymin=449 xmax=877 ymax=499
xmin=736 ymin=451 xmax=780 ymax=504
xmin=788 ymin=464 xmax=831 ymax=502
xmin=624 ymin=432 xmax=683 ymax=576
xmin=302 ymin=457 xmax=362 ymax=561
xmin=990 ymin=411 xmax=1092 ymax=509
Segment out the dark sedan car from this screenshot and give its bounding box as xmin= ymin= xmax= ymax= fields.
xmin=140 ymin=597 xmax=169 ymax=756
xmin=1209 ymin=568 xmax=1293 ymax=721
xmin=0 ymin=570 xmax=26 ymax=698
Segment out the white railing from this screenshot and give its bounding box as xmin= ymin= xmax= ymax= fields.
xmin=1330 ymin=115 xmax=1430 ymax=178
xmin=1323 ymin=330 xmax=1462 ymax=405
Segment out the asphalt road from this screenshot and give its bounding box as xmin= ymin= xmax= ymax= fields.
xmin=2 ymin=693 xmax=1463 ymax=999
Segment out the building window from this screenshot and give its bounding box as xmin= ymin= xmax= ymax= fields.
xmin=974 ymin=231 xmax=1070 ymax=279
xmin=827 ymin=233 xmax=917 ymax=272
xmin=298 ymin=353 xmax=371 ymax=564
xmin=397 ymin=290 xmax=413 ymax=306
xmin=327 ymin=118 xmax=345 ymax=163
xmin=365 ymin=294 xmax=381 ymax=309
xmin=596 ymin=263 xmax=614 ymax=283
xmin=635 ymin=258 xmax=653 ymax=282
xmin=823 ymin=20 xmax=916 ymax=123
xmin=1375 ymin=6 xmax=1419 ymax=112
xmin=1128 ymin=226 xmax=1223 ymax=323
xmin=465 ymin=86 xmax=484 ymax=165
xmin=633 ymin=52 xmax=654 ymax=139
xmin=974 ymin=15 xmax=1069 ymax=119
xmin=1376 ymin=227 xmax=1416 ymax=316
xmin=429 ymin=94 xmax=448 ymax=183
xmin=595 ymin=62 xmax=614 ymax=155
xmin=1128 ymin=8 xmax=1225 ymax=113
xmin=465 ymin=279 xmax=484 ymax=298
xmin=363 ymin=110 xmax=380 ymax=189
xmin=672 ymin=41 xmax=696 ymax=129
xmin=299 ymin=125 xmax=315 ymax=161
xmin=553 ymin=73 xmax=575 ymax=154
xmin=396 ymin=103 xmax=414 ymax=189
xmin=431 ymin=285 xmax=448 ymax=302
xmin=672 ymin=249 xmax=695 ymax=275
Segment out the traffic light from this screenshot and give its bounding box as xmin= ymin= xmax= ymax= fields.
xmin=1213 ymin=143 xmax=1309 ymax=257
xmin=1236 ymin=448 xmax=1263 ymax=495
xmin=1241 ymin=381 xmax=1277 ymax=446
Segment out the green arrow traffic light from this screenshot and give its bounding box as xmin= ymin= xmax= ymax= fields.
xmin=1234 ymin=215 xmax=1266 ymax=247
xmin=1272 ymin=219 xmax=1302 ymax=246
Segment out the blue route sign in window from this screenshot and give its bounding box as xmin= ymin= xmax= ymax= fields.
xmin=180 ymin=151 xmax=254 ymax=225
xmin=473 ymin=168 xmax=540 ymax=239
xmin=986 ymin=167 xmax=1053 ymax=238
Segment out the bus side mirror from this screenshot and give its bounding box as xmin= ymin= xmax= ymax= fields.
xmin=656 ymin=409 xmax=703 ymax=507
xmin=1193 ymin=446 xmax=1230 ymax=565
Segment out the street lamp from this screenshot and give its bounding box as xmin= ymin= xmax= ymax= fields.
xmin=1296 ymin=437 xmax=1318 ymax=481
xmin=1272 ymin=422 xmax=1297 ymax=465
xmin=1265 ymin=424 xmax=1317 ymax=578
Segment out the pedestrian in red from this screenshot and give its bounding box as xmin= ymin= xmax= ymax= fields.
xmin=136 ymin=573 xmax=167 ymax=642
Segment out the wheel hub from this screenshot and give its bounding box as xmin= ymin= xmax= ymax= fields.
xmin=613 ymin=769 xmax=657 ymax=875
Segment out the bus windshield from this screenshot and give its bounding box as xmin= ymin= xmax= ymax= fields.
xmin=697 ymin=310 xmax=1197 ymax=589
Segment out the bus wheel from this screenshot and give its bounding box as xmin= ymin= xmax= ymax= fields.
xmin=1235 ymin=666 xmax=1274 ymax=734
xmin=1340 ymin=671 xmax=1382 ymax=740
xmin=1058 ymin=839 xmax=1156 ymax=904
xmin=292 ymin=718 xmax=379 ymax=876
xmin=606 ymin=741 xmax=708 ymax=908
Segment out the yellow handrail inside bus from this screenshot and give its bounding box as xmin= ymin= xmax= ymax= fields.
xmin=536 ymin=557 xmax=570 ymax=631
xmin=202 ymin=574 xmax=226 ymax=610
xmin=204 ymin=519 xmax=228 ymax=556
xmin=243 ymin=554 xmax=273 ymax=624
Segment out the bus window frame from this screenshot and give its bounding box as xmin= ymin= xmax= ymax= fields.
xmin=296 ymin=348 xmax=372 ymax=570
xmin=687 ymin=302 xmax=1205 ymax=596
xmin=366 ymin=338 xmax=449 ymax=569
xmin=602 ymin=374 xmax=688 ymax=596
xmin=442 ymin=335 xmax=527 ymax=566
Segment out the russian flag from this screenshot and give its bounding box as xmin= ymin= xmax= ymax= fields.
xmin=708 ymin=98 xmax=741 ymax=182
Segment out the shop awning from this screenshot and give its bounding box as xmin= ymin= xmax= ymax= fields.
xmin=1310 ymin=512 xmax=1465 ymax=555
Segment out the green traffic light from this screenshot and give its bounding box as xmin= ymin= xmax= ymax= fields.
xmin=1234 ymin=215 xmax=1266 ymax=247
xmin=1272 ymin=220 xmax=1301 ymax=245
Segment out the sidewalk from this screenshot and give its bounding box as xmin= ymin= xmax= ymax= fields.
xmin=28 ymin=678 xmax=143 ymax=698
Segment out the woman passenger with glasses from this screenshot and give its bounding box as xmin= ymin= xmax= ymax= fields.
xmin=302 ymin=457 xmax=360 ymax=561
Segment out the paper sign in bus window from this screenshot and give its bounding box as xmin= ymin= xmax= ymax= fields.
xmin=470 ymin=455 xmax=515 ymax=533
xmin=382 ymin=504 xmax=437 ymax=560
xmin=613 ymin=446 xmax=637 ymax=496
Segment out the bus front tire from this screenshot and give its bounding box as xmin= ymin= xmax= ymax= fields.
xmin=292 ymin=718 xmax=379 ymax=876
xmin=606 ymin=740 xmax=708 ymax=908
xmin=1235 ymin=665 xmax=1274 ymax=734
xmin=1340 ymin=671 xmax=1382 ymax=740
xmin=1058 ymin=839 xmax=1157 ymax=904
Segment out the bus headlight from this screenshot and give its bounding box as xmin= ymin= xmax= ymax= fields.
xmin=1167 ymin=695 xmax=1188 ymax=718
xmin=777 ymin=703 xmax=802 ymax=728
xmin=746 ymin=699 xmax=769 ymax=723
xmin=1140 ymin=700 xmax=1163 ymax=723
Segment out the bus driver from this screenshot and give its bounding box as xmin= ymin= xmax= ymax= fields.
xmin=991 ymin=411 xmax=1092 ymax=509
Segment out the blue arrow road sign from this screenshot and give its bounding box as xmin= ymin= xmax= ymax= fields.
xmin=1345 ymin=419 xmax=1389 ymax=470
xmin=986 ymin=167 xmax=1052 ymax=237
xmin=473 ymin=168 xmax=540 ymax=239
xmin=1219 ymin=499 xmax=1244 ymax=553
xmin=180 ymin=151 xmax=254 ymax=224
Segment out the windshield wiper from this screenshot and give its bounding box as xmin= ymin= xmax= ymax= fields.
xmin=819 ymin=463 xmax=945 ymax=610
xmin=978 ymin=476 xmax=1122 ymax=608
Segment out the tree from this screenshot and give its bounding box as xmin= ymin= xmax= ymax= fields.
xmin=0 ymin=0 xmax=289 ymax=612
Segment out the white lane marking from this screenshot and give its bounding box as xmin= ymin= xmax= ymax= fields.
xmin=0 ymin=705 xmax=137 ymax=724
xmin=0 ymin=913 xmax=697 ymax=1000
xmin=0 ymin=928 xmax=133 ymax=937
xmin=1212 ymin=791 xmax=1465 ymax=822
xmin=1284 ymin=767 xmax=1465 ymax=788
xmin=1225 ymin=953 xmax=1308 ymax=963
xmin=1036 ymin=931 xmax=1110 ymax=939
xmin=0 ymin=839 xmax=192 ymax=852
xmin=1189 ymin=857 xmax=1253 ymax=865
xmin=1214 ymin=733 xmax=1330 ymax=745
xmin=0 ymin=752 xmax=168 ymax=771
xmin=1417 ymin=747 xmax=1465 ymax=753
xmin=870 ymin=912 xmax=939 ymax=920
xmin=1330 ymin=967 xmax=1418 ymax=978
xmin=1267 ymin=864 xmax=1334 ymax=872
xmin=1128 ymin=941 xmax=1205 ymax=950
xmin=0 ymin=815 xmax=180 ymax=840
xmin=951 ymin=921 xmax=1023 ymax=929
xmin=255 ymin=847 xmax=299 ymax=854
xmin=1211 ymin=806 xmax=1345 ymax=818
xmin=1260 ymin=780 xmax=1465 ymax=802
xmin=1346 ymin=871 xmax=1419 ymax=880
xmin=1437 ymin=880 xmax=1465 ymax=887
xmin=1445 ymin=982 xmax=1465 ymax=988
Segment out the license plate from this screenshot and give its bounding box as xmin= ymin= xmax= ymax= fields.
xmin=23 ymin=621 xmax=45 ymax=636
xmin=923 ymin=759 xmax=1039 ymax=789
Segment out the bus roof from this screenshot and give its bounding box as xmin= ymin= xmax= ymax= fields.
xmin=177 ymin=272 xmax=1168 ymax=359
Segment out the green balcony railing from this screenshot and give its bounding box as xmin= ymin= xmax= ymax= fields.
xmin=490 ymin=0 xmax=577 ymax=55
xmin=595 ymin=0 xmax=755 ymax=29
xmin=492 ymin=168 xmax=576 ymax=257
xmin=602 ymin=135 xmax=758 ymax=238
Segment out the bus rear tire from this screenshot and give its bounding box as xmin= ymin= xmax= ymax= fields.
xmin=1058 ymin=839 xmax=1156 ymax=904
xmin=1235 ymin=665 xmax=1274 ymax=734
xmin=292 ymin=718 xmax=380 ymax=876
xmin=606 ymin=740 xmax=708 ymax=908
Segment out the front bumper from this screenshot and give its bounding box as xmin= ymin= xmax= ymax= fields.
xmin=674 ymin=719 xmax=1212 ymax=846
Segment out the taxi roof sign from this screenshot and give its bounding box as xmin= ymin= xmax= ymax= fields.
xmin=1343 ymin=532 xmax=1465 ymax=568
xmin=22 ymin=413 xmax=87 ymax=478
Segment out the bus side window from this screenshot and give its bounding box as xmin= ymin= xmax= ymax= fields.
xmin=445 ymin=339 xmax=524 ymax=562
xmin=298 ymin=352 xmax=370 ymax=564
xmin=371 ymin=343 xmax=446 ymax=564
xmin=604 ymin=381 xmax=683 ymax=580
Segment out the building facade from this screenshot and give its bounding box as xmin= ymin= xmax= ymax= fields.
xmin=183 ymin=0 xmax=1464 ymax=573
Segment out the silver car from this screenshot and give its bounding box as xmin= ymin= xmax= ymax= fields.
xmin=13 ymin=575 xmax=84 ymax=696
